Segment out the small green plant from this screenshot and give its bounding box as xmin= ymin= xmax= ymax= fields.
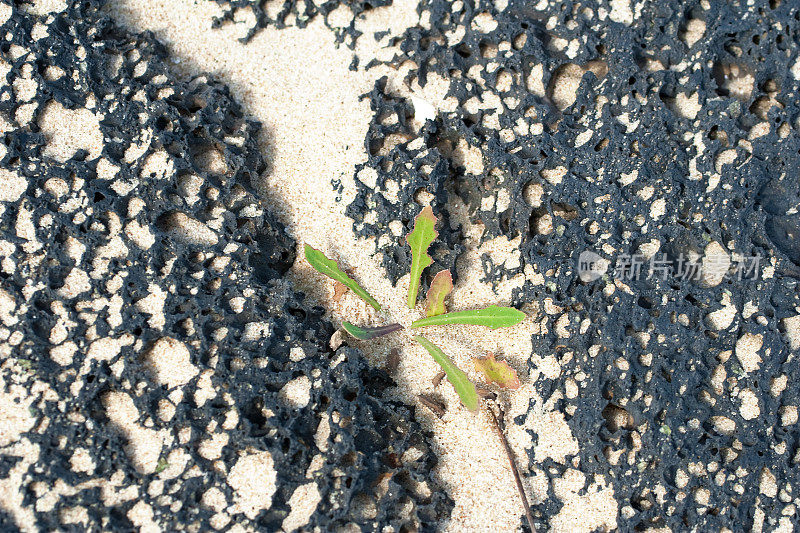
xmin=304 ymin=205 xmax=535 ymax=531
xmin=155 ymin=457 xmax=169 ymax=474
xmin=474 ymin=353 xmax=522 ymax=389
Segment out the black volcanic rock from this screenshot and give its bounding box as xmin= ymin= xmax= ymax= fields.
xmin=345 ymin=0 xmax=800 ymax=530
xmin=211 ymin=0 xmax=392 ymax=46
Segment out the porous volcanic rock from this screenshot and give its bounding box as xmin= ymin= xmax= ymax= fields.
xmin=0 ymin=1 xmax=450 ymax=531
xmin=211 ymin=0 xmax=392 ymax=46
xmin=345 ymin=0 xmax=800 ymax=530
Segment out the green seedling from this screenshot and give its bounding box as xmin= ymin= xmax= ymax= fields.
xmin=342 ymin=321 xmax=403 ymax=340
xmin=304 ymin=203 xmax=535 ymax=531
xmin=425 ymin=270 xmax=453 ymax=317
xmin=406 ymin=205 xmax=437 ymax=308
xmin=304 ymin=244 xmax=381 ymax=311
xmin=411 ymin=305 xmax=526 ymax=329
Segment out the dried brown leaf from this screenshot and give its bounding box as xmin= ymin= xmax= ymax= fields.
xmin=332 ymin=267 xmax=356 ymax=302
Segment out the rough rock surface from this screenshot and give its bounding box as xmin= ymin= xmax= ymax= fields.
xmin=0 ymin=1 xmax=450 ymax=531
xmin=345 ymin=0 xmax=800 ymax=530
xmin=211 ymin=0 xmax=392 ymax=46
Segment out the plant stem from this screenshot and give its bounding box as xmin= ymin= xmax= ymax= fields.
xmin=486 ymin=402 xmax=536 ymax=532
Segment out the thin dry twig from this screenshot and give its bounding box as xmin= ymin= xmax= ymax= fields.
xmin=486 ymin=400 xmax=536 ymax=532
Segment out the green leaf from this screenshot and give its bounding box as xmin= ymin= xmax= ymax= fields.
xmin=411 ymin=305 xmax=526 ymax=329
xmin=342 ymin=321 xmax=403 ymax=340
xmin=474 ymin=353 xmax=521 ymax=389
xmin=304 ymin=244 xmax=380 ymax=311
xmin=415 ymin=335 xmax=479 ymax=412
xmin=425 ymin=270 xmax=452 ymax=317
xmin=406 ymin=206 xmax=438 ymax=308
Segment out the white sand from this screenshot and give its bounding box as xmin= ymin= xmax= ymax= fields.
xmin=107 ymin=1 xmax=616 ymax=530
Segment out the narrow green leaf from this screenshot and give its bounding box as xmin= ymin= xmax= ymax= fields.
xmin=342 ymin=321 xmax=403 ymax=340
xmin=304 ymin=244 xmax=380 ymax=311
xmin=415 ymin=335 xmax=479 ymax=412
xmin=411 ymin=305 xmax=526 ymax=329
xmin=474 ymin=353 xmax=521 ymax=389
xmin=406 ymin=206 xmax=438 ymax=308
xmin=425 ymin=270 xmax=453 ymax=317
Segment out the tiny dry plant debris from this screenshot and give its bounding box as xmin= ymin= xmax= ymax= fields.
xmin=418 ymin=393 xmax=447 ymax=419
xmin=332 ymin=280 xmax=349 ymax=302
xmin=486 ymin=399 xmax=535 ymax=530
xmin=304 ymin=205 xmax=535 ymax=531
xmin=385 ymin=348 xmax=401 ymax=375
